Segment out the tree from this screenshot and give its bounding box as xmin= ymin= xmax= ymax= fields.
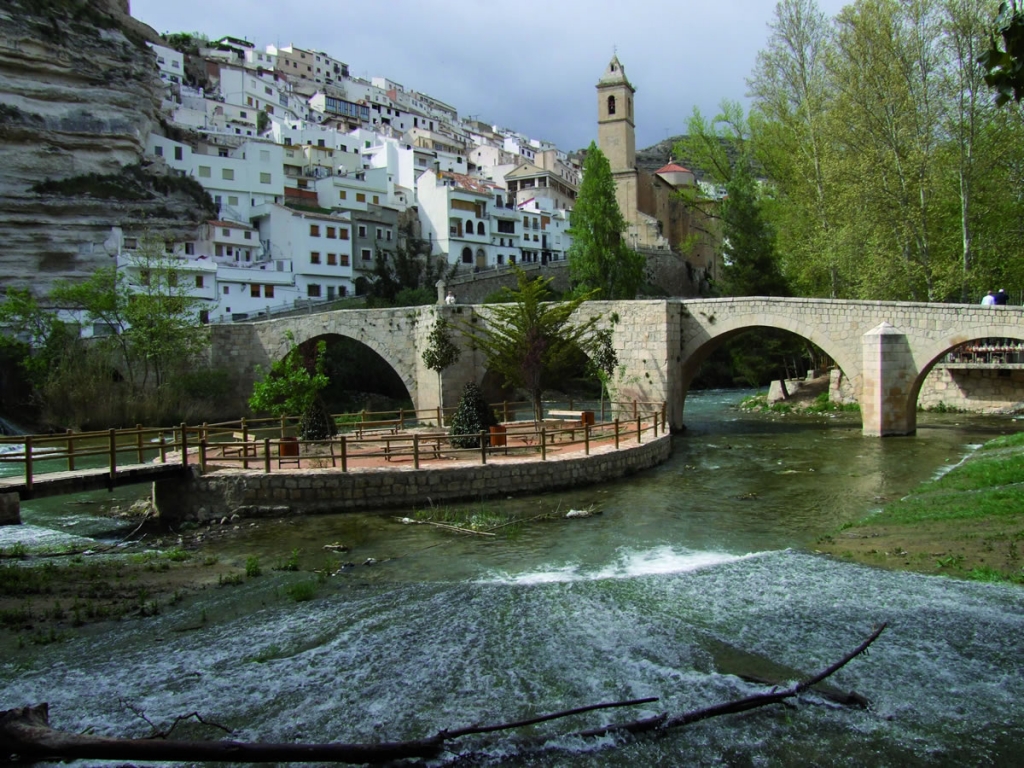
xmin=567 ymin=142 xmax=645 ymax=299
xmin=586 ymin=326 xmax=619 ymax=418
xmin=448 ymin=382 xmax=498 ymax=449
xmin=364 ymin=240 xmax=455 ymax=307
xmin=248 ymin=332 xmax=335 ymax=440
xmin=459 ymin=268 xmax=603 ymax=422
xmin=720 ymin=162 xmax=790 ymax=297
xmin=421 ymin=314 xmax=461 ymax=426
xmin=977 ymin=1 xmax=1024 ymax=105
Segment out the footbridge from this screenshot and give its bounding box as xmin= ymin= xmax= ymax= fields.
xmin=210 ymin=298 xmax=1024 ymax=436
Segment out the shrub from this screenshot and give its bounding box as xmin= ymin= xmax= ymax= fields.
xmin=449 ymin=382 xmax=498 ymax=449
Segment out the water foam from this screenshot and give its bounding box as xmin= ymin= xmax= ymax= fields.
xmin=478 ymin=545 xmax=756 ymax=585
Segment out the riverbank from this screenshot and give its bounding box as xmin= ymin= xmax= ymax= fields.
xmin=816 ymin=431 xmax=1024 ymax=585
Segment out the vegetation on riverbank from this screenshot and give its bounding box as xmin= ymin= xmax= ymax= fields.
xmin=817 ymin=431 xmax=1024 ymax=585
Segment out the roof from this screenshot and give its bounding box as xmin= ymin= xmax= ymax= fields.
xmin=656 ymin=163 xmax=692 ymax=175
xmin=207 ymin=219 xmax=255 ymax=230
xmin=597 ymin=54 xmax=634 ymax=90
xmin=438 ymin=171 xmax=499 ymax=196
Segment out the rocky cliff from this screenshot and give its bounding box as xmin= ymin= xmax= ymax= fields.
xmin=0 ymin=0 xmax=210 ymax=296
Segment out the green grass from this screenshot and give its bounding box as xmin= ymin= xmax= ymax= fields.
xmin=285 ymin=581 xmax=317 ymax=602
xmin=869 ymin=486 xmax=1024 ymax=526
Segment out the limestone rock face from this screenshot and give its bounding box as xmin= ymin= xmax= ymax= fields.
xmin=0 ymin=1 xmax=204 ymax=295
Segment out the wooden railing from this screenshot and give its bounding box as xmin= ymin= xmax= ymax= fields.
xmin=0 ymin=400 xmax=668 ymax=488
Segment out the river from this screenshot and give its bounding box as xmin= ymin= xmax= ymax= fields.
xmin=3 ymin=390 xmax=1024 ymax=766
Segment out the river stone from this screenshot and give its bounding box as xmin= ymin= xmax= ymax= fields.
xmin=0 ymin=493 xmax=20 ymax=525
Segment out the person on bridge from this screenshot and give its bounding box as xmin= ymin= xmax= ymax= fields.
xmin=981 ymin=290 xmax=996 ymax=306
xmin=445 ymin=291 xmax=456 ymax=306
xmin=994 ymin=288 xmax=1009 ymax=306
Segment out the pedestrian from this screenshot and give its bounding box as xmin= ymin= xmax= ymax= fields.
xmin=994 ymin=288 xmax=1009 ymax=306
xmin=445 ymin=290 xmax=456 ymax=306
xmin=981 ymin=290 xmax=996 ymax=306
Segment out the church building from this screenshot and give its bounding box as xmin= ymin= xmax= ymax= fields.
xmin=595 ymin=56 xmax=719 ymax=294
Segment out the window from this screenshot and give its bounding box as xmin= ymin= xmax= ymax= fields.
xmin=477 ymin=222 xmax=485 ymax=235
xmin=260 ymin=150 xmax=270 ymax=162
xmin=358 ymin=225 xmax=367 ymax=237
xmin=317 ymin=139 xmax=325 ymax=147
xmin=198 ymin=166 xmax=211 ymax=178
xmin=239 ymin=111 xmax=247 ymax=118
xmin=265 ymin=285 xmax=274 ymax=298
xmin=326 ymin=227 xmax=336 ymax=239
xmin=250 ymin=284 xmax=260 ymax=298
xmin=372 ymin=195 xmax=379 ymax=205
xmin=193 ymin=275 xmax=204 ymax=288
xmin=166 ymin=271 xmax=178 ymax=288
xmin=386 ymin=230 xmax=392 ymax=241
xmin=222 ymin=228 xmax=230 ymax=236
xmin=184 ymin=242 xmax=194 ymax=255
xmin=356 ymin=193 xmax=366 ymax=203
xmin=223 ymin=285 xmax=229 ymax=294
xmin=244 ymin=231 xmax=252 ymax=240
xmin=338 ymin=229 xmax=349 ymax=240
xmin=607 ymin=95 xmax=616 ymax=115
xmin=307 ymin=284 xmax=321 ymax=298
xmin=155 ymin=145 xmax=164 ymax=157
xmin=310 ymin=251 xmax=321 ymax=264
xmin=327 ymin=253 xmax=337 ymax=265
xmin=264 ymin=86 xmax=272 ymax=95
xmin=376 ymin=227 xmax=383 ymax=240
xmin=260 ymin=172 xmax=271 ymax=184
xmin=222 ymin=168 xmax=235 ymax=180
xmin=228 ymin=195 xmax=239 ymax=206
xmin=497 ymin=254 xmax=504 ymax=265
xmin=215 ymin=244 xmax=224 ymax=257
xmin=361 ymin=248 xmax=372 ymax=261
xmin=340 ymin=254 xmax=350 ymax=266
xmin=310 ymin=224 xmax=320 ymax=236
xmin=246 ymin=97 xmax=253 ymax=106
xmin=339 ymin=190 xmax=347 ymax=200
xmin=461 ymin=247 xmax=472 ymax=264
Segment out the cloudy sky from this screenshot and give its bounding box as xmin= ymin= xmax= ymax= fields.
xmin=132 ymin=0 xmax=850 ymax=153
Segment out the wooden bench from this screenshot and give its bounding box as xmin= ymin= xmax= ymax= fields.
xmin=547 ymin=409 xmax=595 ymax=426
xmin=383 ymin=433 xmax=447 ymax=462
xmin=350 ymin=420 xmax=402 ymax=439
xmin=223 ymin=431 xmax=259 ymax=458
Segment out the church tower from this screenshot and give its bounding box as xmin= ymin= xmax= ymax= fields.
xmin=596 ymin=54 xmax=639 ymax=231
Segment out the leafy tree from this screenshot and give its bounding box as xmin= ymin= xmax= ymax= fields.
xmin=248 ymin=332 xmax=335 ymax=440
xmin=567 ymin=142 xmax=645 ymax=299
xmin=586 ymin=325 xmax=619 ymax=417
xmin=720 ymin=162 xmax=789 ymax=296
xmin=421 ymin=314 xmax=461 ymax=426
xmin=364 ymin=241 xmax=455 ymax=307
xmin=459 ymin=267 xmax=603 ymax=421
xmin=448 ymin=381 xmax=498 ymax=449
xmin=978 ymin=1 xmax=1024 ymax=105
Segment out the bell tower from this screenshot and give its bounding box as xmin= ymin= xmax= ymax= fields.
xmin=596 ymin=54 xmax=636 ymax=174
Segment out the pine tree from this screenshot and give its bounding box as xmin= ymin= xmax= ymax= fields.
xmin=567 ymin=142 xmax=645 ymax=299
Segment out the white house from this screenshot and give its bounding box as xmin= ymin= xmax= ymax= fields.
xmin=148 ymin=43 xmax=184 ymax=86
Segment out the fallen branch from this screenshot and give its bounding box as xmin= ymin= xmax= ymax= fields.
xmin=0 ymin=625 xmax=886 ymax=764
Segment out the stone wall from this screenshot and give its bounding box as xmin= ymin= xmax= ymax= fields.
xmin=918 ymin=366 xmax=1024 ymax=414
xmin=153 ymin=434 xmax=672 ymax=524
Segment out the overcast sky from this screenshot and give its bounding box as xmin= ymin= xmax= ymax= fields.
xmin=132 ymin=0 xmax=850 ymax=153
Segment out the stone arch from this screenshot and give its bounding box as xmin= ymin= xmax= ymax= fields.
xmin=906 ymin=325 xmax=1024 ymax=416
xmin=678 ymin=313 xmax=862 ymax=426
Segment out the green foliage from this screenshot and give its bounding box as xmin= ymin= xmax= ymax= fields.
xmin=245 ymin=556 xmax=261 ymax=578
xmin=448 ymin=382 xmax=498 ymax=449
xmin=285 ymin=580 xmax=318 ymax=602
xmin=978 ymin=2 xmax=1024 ymax=105
xmin=364 ymin=242 xmax=454 ymax=306
xmin=458 ymin=268 xmax=604 ymax=421
xmin=422 ymin=314 xmax=461 ymax=424
xmin=256 ymin=109 xmax=270 ymax=134
xmin=567 ymin=142 xmax=644 ymax=299
xmin=248 ymin=333 xmax=333 ymax=439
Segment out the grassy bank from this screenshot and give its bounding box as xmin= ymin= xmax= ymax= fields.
xmin=816 ymin=432 xmax=1024 ymax=585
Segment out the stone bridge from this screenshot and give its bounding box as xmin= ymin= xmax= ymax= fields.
xmin=210 ymin=297 xmax=1024 ymax=436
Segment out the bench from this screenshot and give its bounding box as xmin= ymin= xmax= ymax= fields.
xmin=547 ymin=409 xmax=595 ymax=426
xmin=350 ymin=419 xmax=402 ymax=439
xmin=223 ymin=431 xmax=259 ymax=458
xmin=383 ymin=433 xmax=447 ymax=462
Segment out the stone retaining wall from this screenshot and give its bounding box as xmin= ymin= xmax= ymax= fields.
xmin=918 ymin=366 xmax=1024 ymax=414
xmin=153 ymin=435 xmax=672 ymax=524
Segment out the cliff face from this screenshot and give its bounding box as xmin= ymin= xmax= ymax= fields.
xmin=0 ymin=0 xmax=208 ymax=295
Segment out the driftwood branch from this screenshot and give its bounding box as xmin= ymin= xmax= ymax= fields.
xmin=0 ymin=624 xmax=886 ymax=764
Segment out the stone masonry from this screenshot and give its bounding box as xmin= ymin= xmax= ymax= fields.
xmin=211 ymin=298 xmax=1024 ymax=437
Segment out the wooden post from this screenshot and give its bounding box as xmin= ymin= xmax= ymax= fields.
xmin=541 ymin=428 xmax=547 ymax=460
xmin=436 ymin=406 xmax=442 ymax=427
xmin=636 ymin=416 xmax=642 ymax=444
xmin=614 ymin=419 xmax=620 ymax=450
xmin=653 ymin=417 xmax=658 ymax=437
xmin=241 ymin=417 xmax=249 ymax=470
xmin=340 ymin=435 xmax=347 ymax=472
xmin=136 ymin=424 xmax=144 ymax=463
xmin=263 ymin=439 xmax=271 ymax=473
xmin=202 ymin=422 xmax=208 ymax=444
xmin=66 ymin=429 xmax=75 ymax=472
xmin=108 ymin=428 xmax=117 ymax=484
xmin=400 ymin=408 xmax=405 ymax=430
xmin=280 ymin=415 xmax=287 ymax=439
xmin=569 ymin=396 xmax=574 ymax=410
xmin=413 ymin=433 xmax=420 ymax=469
xmin=633 ymin=400 xmax=638 ymax=420
xmin=480 ymin=431 xmax=487 ymax=464
xmin=159 ymin=433 xmax=167 ymax=464
xmin=662 ymin=402 xmax=667 ymax=431
xmin=180 ymin=423 xmax=188 ymax=468
xmin=24 ymin=436 xmax=33 ymax=493
xmin=199 ymin=440 xmax=207 ymax=474
xmin=584 ymin=424 xmax=590 ymax=456
xmin=503 ymin=401 xmax=509 ymax=423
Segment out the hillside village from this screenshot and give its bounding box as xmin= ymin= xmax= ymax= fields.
xmin=0 ymin=1 xmax=720 ymax=328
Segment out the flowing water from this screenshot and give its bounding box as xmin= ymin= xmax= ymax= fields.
xmin=3 ymin=391 xmax=1024 ymax=766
